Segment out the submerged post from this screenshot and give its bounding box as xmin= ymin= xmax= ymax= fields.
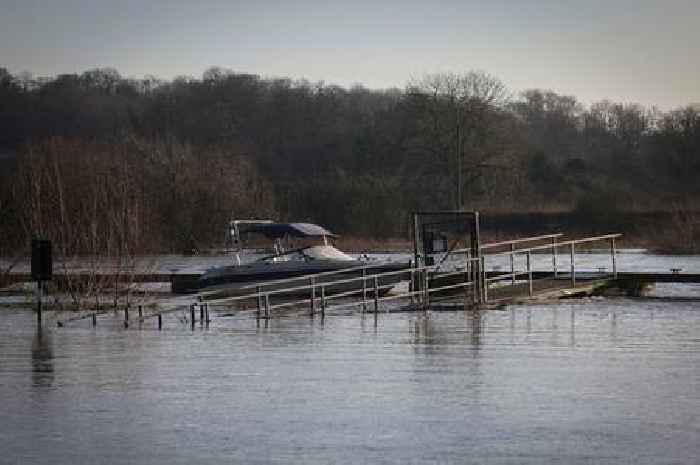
xmin=373 ymin=276 xmax=379 ymax=313
xmin=423 ymin=269 xmax=430 ymax=309
xmin=611 ymin=237 xmax=617 ymax=279
xmin=480 ymin=256 xmax=486 ymax=303
xmin=570 ymin=243 xmax=576 ymax=288
xmin=527 ymin=251 xmax=533 ymax=297
xmin=362 ymin=267 xmax=367 ymax=313
xmin=310 ymin=277 xmax=316 ymax=315
xmin=320 ymin=285 xmax=326 ymax=317
xmin=552 ymin=236 xmax=558 ymax=279
xmin=510 ymin=243 xmax=516 ymax=285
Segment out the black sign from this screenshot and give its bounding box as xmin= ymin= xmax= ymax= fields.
xmin=31 ymin=239 xmax=52 ymax=281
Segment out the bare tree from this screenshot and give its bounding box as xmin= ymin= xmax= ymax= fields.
xmin=406 ymin=71 xmax=511 ymax=208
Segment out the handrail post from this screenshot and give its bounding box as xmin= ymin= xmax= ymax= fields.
xmin=424 ymin=270 xmax=430 ymax=309
xmin=480 ymin=256 xmax=486 ymax=304
xmin=611 ymin=237 xmax=617 ymax=279
xmin=570 ymin=243 xmax=576 ymax=288
xmin=373 ymin=276 xmax=379 ymax=313
xmin=362 ymin=267 xmax=367 ymax=313
xmin=464 ymin=267 xmax=470 ymax=304
xmin=552 ymin=236 xmax=558 ymax=279
xmin=472 ymin=259 xmax=479 ymax=305
xmin=310 ymin=277 xmax=316 ymax=315
xmin=510 ymin=243 xmax=515 ymax=285
xmin=527 ymin=251 xmax=533 ymax=296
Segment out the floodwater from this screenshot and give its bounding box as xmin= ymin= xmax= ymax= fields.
xmin=1 ymin=295 xmax=699 ymax=464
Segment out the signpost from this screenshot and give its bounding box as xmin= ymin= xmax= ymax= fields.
xmin=31 ymin=239 xmax=52 ymax=329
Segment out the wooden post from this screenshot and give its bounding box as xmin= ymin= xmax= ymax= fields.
xmin=256 ymin=285 xmax=262 ymax=319
xmin=138 ymin=305 xmax=143 ymax=318
xmin=92 ymin=313 xmax=97 ymax=327
xmin=200 ymin=304 xmax=204 ymax=324
xmin=510 ymin=243 xmax=516 ymax=285
xmin=205 ymin=304 xmax=210 ymax=326
xmin=124 ymin=306 xmax=129 ymax=327
xmin=570 ymin=243 xmax=576 ymax=288
xmin=264 ymin=294 xmax=270 ymax=319
xmin=527 ymin=251 xmax=533 ymax=297
xmin=409 ymin=268 xmax=415 ymax=305
xmin=190 ymin=304 xmax=195 ymax=328
xmin=157 ymin=313 xmax=162 ymax=329
xmin=552 ymin=236 xmax=558 ymax=279
xmin=611 ymin=238 xmax=617 ymax=279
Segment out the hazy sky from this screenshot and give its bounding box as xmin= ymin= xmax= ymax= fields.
xmin=1 ymin=0 xmax=698 ymax=109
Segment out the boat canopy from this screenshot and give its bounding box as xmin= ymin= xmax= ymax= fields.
xmin=247 ymin=222 xmax=336 ymax=239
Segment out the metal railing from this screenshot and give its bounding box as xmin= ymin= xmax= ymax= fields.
xmin=480 ymin=233 xmax=621 ymax=301
xmin=201 ymin=256 xmax=484 ymax=318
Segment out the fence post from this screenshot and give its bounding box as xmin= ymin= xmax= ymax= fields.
xmin=611 ymin=237 xmax=617 ymax=279
xmin=552 ymin=236 xmax=558 ymax=279
xmin=570 ymin=243 xmax=576 ymax=288
xmin=510 ymin=243 xmax=516 ymax=285
xmin=527 ymin=251 xmax=533 ymax=297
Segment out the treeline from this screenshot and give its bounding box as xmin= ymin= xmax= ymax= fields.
xmin=1 ymin=66 xmax=699 ymax=254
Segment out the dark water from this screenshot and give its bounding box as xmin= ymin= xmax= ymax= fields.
xmin=1 ymin=300 xmax=699 ymax=464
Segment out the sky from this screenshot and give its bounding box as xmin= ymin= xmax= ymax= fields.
xmin=1 ymin=0 xmax=698 ymax=109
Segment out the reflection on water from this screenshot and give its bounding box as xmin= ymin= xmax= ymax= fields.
xmin=0 ymin=299 xmax=699 ymax=465
xmin=31 ymin=330 xmax=54 ymax=387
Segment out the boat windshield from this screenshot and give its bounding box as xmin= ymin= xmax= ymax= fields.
xmin=261 ymin=245 xmax=355 ymax=263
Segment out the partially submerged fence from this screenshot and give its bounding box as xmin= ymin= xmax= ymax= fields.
xmin=198 ymin=233 xmax=622 ymax=318
xmin=54 ymin=232 xmax=622 ymax=327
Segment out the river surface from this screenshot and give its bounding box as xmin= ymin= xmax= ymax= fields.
xmin=1 ymin=292 xmax=699 ymax=464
